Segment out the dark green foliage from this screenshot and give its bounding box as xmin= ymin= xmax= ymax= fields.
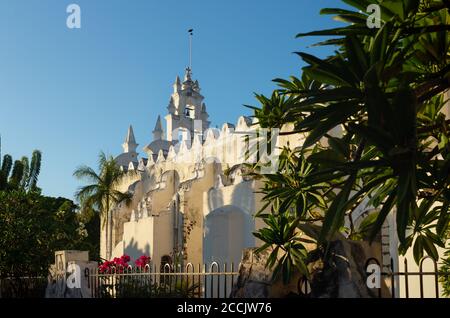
xmin=0 ymin=141 xmax=99 ymax=277
xmin=0 ymin=191 xmax=99 ymax=277
xmin=440 ymin=244 xmax=450 ymax=297
xmin=251 ymin=0 xmax=450 ymax=283
xmin=0 ymin=154 xmax=13 ymax=190
xmin=28 ymin=150 xmax=41 ymax=192
xmin=9 ymin=160 xmax=25 ymax=190
xmin=0 ymin=140 xmax=41 ymax=192
xmin=20 ymin=156 xmax=30 ymax=190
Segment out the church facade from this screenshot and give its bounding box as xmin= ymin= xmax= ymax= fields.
xmin=102 ymin=67 xmax=301 ymax=266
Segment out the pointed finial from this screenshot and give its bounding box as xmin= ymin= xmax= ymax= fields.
xmin=194 ymin=80 xmax=200 ymax=92
xmin=122 ymin=125 xmax=138 ymax=153
xmin=173 ymin=76 xmax=181 ymax=93
xmin=152 ymin=116 xmax=163 ymax=141
xmin=153 ymin=116 xmax=163 ymax=133
xmin=125 ymin=125 xmax=136 ymax=144
xmin=167 ymin=97 xmax=176 ymax=113
xmin=184 ymin=67 xmax=192 ymax=82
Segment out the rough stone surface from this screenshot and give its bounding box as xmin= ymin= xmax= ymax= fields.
xmin=231 ymin=240 xmax=389 ymax=298
xmin=230 ymin=248 xmax=302 ymax=298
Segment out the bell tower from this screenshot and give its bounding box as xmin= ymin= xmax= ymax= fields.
xmin=165 ymin=67 xmax=210 ymax=143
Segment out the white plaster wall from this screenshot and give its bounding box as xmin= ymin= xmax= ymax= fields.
xmin=205 ymin=180 xmax=256 ymax=217
xmin=398 ymin=247 xmax=447 ymax=298
xmin=122 ymin=218 xmax=154 ymax=261
xmin=203 ymin=207 xmax=252 ymax=266
xmin=203 ymin=181 xmax=257 ymax=265
xmin=151 ymin=210 xmax=175 ymax=265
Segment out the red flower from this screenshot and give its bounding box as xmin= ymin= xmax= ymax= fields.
xmin=99 ymin=254 xmax=150 ymax=272
xmin=135 ymin=255 xmax=151 ymax=268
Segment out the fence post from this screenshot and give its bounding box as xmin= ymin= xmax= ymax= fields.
xmin=419 ymin=257 xmax=425 ymax=298
xmin=404 ymin=258 xmax=409 ymax=298
xmin=390 ymin=258 xmax=395 ymax=298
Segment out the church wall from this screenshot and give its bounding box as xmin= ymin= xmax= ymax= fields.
xmin=151 ymin=210 xmax=175 ymax=266
xmin=122 ymin=217 xmax=154 ymax=261
xmin=203 ymin=180 xmax=256 ymax=265
xmin=181 ymin=163 xmax=218 ymax=265
xmin=204 ymin=180 xmax=256 ymax=218
xmin=142 ymin=169 xmax=178 ymax=216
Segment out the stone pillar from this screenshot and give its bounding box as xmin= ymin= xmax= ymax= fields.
xmin=45 ymin=250 xmax=97 ymax=298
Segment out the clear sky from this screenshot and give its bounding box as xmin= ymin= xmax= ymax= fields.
xmin=0 ymin=0 xmax=345 ymax=200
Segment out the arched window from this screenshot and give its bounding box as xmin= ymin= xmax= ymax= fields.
xmin=185 ymin=106 xmax=195 ymax=119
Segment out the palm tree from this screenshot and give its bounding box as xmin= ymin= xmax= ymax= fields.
xmin=74 ymin=152 xmax=133 ymax=260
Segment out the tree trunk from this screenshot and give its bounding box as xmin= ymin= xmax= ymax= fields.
xmin=106 ymin=197 xmax=112 ymax=260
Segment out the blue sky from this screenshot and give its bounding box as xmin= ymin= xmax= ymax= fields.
xmin=0 ymin=0 xmax=345 ymax=200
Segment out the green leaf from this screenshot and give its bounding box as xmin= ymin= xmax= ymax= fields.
xmin=348 ymin=123 xmax=395 ymax=154
xmin=369 ymin=22 xmax=391 ymax=65
xmin=307 ymin=149 xmax=346 ymax=166
xmin=319 ymin=174 xmax=356 ymax=242
xmin=422 ymin=235 xmax=439 ymax=261
xmin=413 ymin=236 xmax=424 ymax=263
xmin=328 ymin=136 xmax=351 ymax=159
xmin=303 ymin=104 xmax=359 ymax=148
xmin=296 ymin=26 xmax=375 ymax=38
xmin=436 ymin=201 xmax=450 ymax=237
xmin=297 ymin=52 xmax=355 ymax=86
xmin=345 ymin=35 xmax=368 ymax=79
xmin=369 ymin=191 xmax=397 ymax=241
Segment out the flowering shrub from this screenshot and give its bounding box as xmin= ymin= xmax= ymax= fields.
xmin=98 ymin=255 xmax=130 ymax=273
xmin=98 ymin=254 xmax=150 ymax=273
xmin=135 ymin=255 xmax=151 ymax=268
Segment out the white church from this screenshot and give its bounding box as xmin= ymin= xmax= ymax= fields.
xmin=102 ymin=66 xmax=297 ymax=267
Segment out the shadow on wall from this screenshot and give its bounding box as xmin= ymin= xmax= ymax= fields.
xmin=124 ymin=238 xmax=151 ymax=261
xmin=206 ymin=175 xmax=254 ymax=215
xmin=231 ymin=180 xmax=255 ymax=214
xmin=203 ymin=205 xmax=254 ymax=266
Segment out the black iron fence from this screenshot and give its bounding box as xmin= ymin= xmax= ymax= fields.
xmin=85 ymin=262 xmax=239 ymax=298
xmin=365 ymin=256 xmax=450 ymax=298
xmin=0 ymin=276 xmax=47 ymax=298
xmin=3 ymin=257 xmax=448 ymax=298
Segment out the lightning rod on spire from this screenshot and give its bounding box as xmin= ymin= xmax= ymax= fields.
xmin=188 ymin=29 xmax=193 ymax=70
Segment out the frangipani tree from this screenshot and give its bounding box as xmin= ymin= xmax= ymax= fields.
xmin=251 ymin=0 xmax=450 ymax=283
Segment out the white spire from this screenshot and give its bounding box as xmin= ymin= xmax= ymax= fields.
xmin=122 ymin=125 xmax=138 ymax=153
xmin=173 ymin=76 xmax=181 ymax=93
xmin=167 ymin=96 xmax=176 ymax=114
xmin=153 ymin=115 xmax=163 ymax=140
